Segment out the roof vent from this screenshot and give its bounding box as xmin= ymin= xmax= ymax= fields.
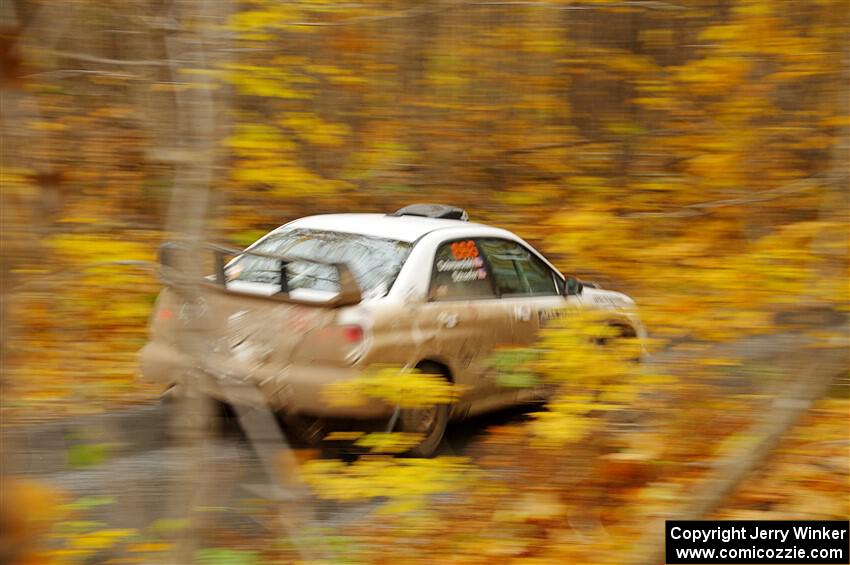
xmin=390 ymin=204 xmax=468 ymax=221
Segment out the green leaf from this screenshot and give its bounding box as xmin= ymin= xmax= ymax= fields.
xmin=67 ymin=443 xmax=113 ymax=468
xmin=497 ymin=372 xmax=540 ymax=389
xmin=195 ymin=548 xmax=260 ymax=565
xmin=63 ymin=496 xmax=115 ymax=510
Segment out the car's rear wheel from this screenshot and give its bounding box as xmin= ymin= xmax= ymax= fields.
xmin=281 ymin=413 xmax=328 ymax=447
xmin=396 ymin=362 xmax=451 ymax=458
xmin=160 ymin=384 xmax=242 ymax=438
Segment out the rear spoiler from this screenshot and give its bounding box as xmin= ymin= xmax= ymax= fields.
xmin=158 ymin=241 xmax=362 ymax=307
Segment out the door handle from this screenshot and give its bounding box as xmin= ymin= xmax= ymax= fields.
xmin=438 ymin=311 xmax=459 ymax=329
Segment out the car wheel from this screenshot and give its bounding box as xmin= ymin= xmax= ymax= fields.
xmin=281 ymin=413 xmax=327 ymax=447
xmin=396 ymin=363 xmax=451 ymax=458
xmin=160 ymin=384 xmax=238 ymax=438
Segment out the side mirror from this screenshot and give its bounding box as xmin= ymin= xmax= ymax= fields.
xmin=565 ymin=276 xmax=583 ymax=296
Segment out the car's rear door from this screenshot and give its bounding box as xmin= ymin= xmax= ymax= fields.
xmin=414 ymin=237 xmax=513 ymax=411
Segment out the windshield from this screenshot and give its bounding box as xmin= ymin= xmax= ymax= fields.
xmin=228 ymin=229 xmax=412 ymax=299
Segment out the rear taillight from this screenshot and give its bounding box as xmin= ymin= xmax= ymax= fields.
xmin=314 ymin=324 xmax=363 ymax=344
xmin=341 ymin=325 xmax=363 ymax=344
xmin=292 ymin=324 xmax=366 ymax=365
xmin=149 ymin=291 xmax=177 ymax=344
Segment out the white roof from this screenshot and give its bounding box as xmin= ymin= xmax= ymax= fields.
xmin=276 ymin=213 xmax=497 ymax=243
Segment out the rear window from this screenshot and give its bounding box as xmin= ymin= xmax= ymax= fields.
xmin=228 ymin=229 xmax=412 ymax=299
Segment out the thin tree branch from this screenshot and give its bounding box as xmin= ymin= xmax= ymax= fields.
xmin=277 ymin=0 xmax=687 ymax=27
xmin=24 ymin=69 xmax=141 ymax=80
xmin=477 ymin=1 xmax=686 ymax=9
xmin=503 ymin=141 xmax=590 ymax=155
xmin=622 ymin=177 xmax=823 ymax=219
xmin=9 ymin=260 xmax=157 ymax=292
xmin=283 ymin=4 xmax=434 ymax=26
xmin=52 ymin=50 xmax=170 ymax=67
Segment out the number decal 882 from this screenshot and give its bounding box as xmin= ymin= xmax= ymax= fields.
xmin=451 ymin=240 xmax=479 ymax=260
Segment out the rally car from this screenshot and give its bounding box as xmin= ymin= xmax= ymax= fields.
xmin=140 ymin=204 xmax=644 ymax=456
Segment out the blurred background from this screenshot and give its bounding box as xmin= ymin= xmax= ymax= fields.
xmin=1 ymin=0 xmax=848 ymax=564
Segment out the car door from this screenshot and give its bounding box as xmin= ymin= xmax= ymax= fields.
xmin=415 ymin=238 xmax=514 ymax=411
xmin=475 ymin=238 xmax=566 ymax=403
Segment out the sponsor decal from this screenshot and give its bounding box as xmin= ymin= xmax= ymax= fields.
xmin=451 ymin=240 xmax=479 ymax=260
xmin=437 ymin=256 xmax=484 ymax=272
xmin=537 ymin=308 xmax=568 ymax=326
xmin=438 ymin=251 xmax=488 ymax=283
xmin=593 ymin=294 xmax=629 ymax=307
xmin=514 ymin=305 xmax=532 ymax=322
xmin=451 ymin=269 xmax=488 ymax=282
xmin=178 ymin=297 xmax=208 ymax=321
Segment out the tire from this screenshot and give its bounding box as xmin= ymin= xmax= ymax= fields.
xmin=397 ymin=362 xmax=451 ymax=458
xmin=160 ymin=384 xmax=239 ymax=438
xmin=281 ymin=413 xmax=328 ymax=447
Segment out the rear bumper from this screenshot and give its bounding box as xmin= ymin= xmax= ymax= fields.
xmin=138 ymin=341 xmax=394 ymax=419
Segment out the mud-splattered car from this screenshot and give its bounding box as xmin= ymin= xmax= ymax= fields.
xmin=140 ymin=204 xmax=644 ymax=456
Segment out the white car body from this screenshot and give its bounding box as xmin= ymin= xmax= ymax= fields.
xmin=141 ymin=208 xmax=645 ymax=455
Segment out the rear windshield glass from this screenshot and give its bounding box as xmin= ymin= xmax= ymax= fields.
xmin=228 ymin=229 xmax=412 ymax=299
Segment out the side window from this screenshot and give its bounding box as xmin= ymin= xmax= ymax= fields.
xmin=478 ymin=238 xmax=559 ymax=297
xmin=430 ymin=239 xmax=495 ymax=301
